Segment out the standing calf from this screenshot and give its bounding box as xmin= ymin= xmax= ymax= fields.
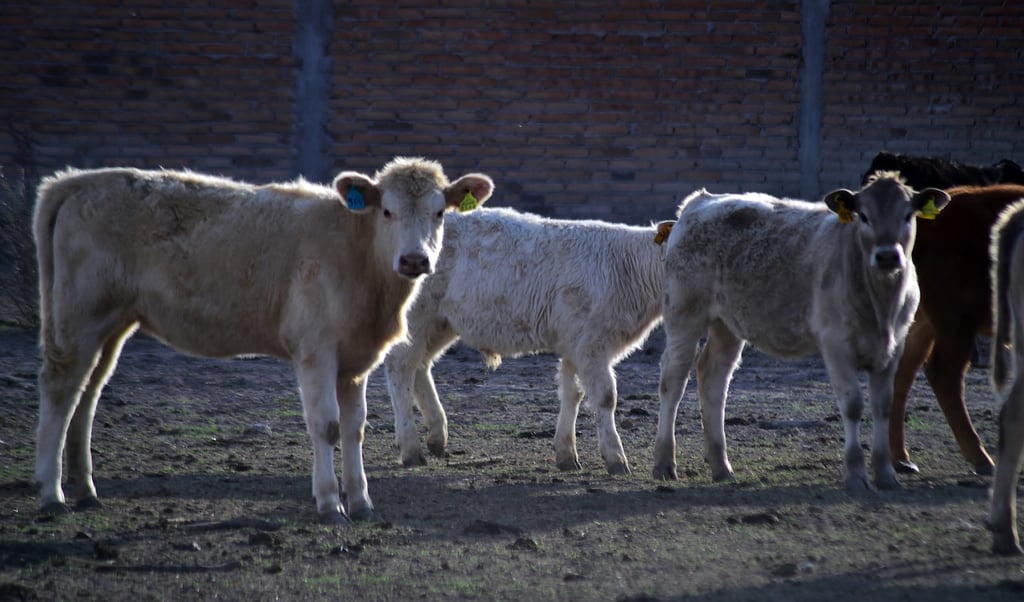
xmin=988 ymin=199 xmax=1024 ymax=555
xmin=889 ymin=185 xmax=1024 ymax=475
xmin=33 ymin=158 xmax=492 ymax=523
xmin=384 ymin=207 xmax=667 ymax=474
xmin=860 ymin=152 xmax=1024 ymax=475
xmin=655 ymin=174 xmax=949 ymax=490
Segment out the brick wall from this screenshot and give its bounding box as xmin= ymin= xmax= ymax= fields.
xmin=820 ymin=1 xmax=1024 ymax=193
xmin=330 ymin=1 xmax=804 ymax=222
xmin=1 ymin=1 xmax=1022 ymax=226
xmin=0 ymin=0 xmax=296 ymax=185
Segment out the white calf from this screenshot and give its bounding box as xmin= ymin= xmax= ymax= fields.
xmin=384 ymin=207 xmax=667 ymax=474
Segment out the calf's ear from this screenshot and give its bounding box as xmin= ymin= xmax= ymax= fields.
xmin=911 ymin=188 xmax=951 ymax=220
xmin=333 ymin=172 xmax=382 ymax=212
xmin=444 ymin=174 xmax=495 ymax=212
xmin=823 ymin=189 xmax=858 ymax=223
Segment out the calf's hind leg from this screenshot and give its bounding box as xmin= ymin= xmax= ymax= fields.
xmin=988 ymin=375 xmax=1024 ymax=555
xmin=64 ymin=325 xmax=136 ymax=509
xmin=653 ymin=320 xmax=703 ymax=481
xmin=36 ymin=315 xmax=131 ymax=514
xmin=924 ymin=326 xmax=994 ymax=474
xmin=889 ymin=314 xmax=934 ymax=474
xmin=695 ymin=321 xmax=744 ymax=483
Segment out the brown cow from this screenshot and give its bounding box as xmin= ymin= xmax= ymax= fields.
xmin=988 ymin=199 xmax=1024 ymax=555
xmin=32 ymin=159 xmax=493 ymax=523
xmin=890 ymin=184 xmax=1024 ymax=475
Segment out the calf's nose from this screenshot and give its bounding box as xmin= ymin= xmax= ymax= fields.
xmin=871 ymin=245 xmax=904 ymax=272
xmin=398 ymin=253 xmax=432 ymax=278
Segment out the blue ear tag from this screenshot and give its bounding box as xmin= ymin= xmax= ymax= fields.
xmin=346 ymin=187 xmax=366 ymax=210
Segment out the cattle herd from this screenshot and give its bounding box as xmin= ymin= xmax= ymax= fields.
xmin=27 ymin=152 xmax=1024 ymax=556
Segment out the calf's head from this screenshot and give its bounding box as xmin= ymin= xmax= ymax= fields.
xmin=824 ymin=171 xmax=950 ymax=275
xmin=334 ymin=157 xmax=493 ymax=278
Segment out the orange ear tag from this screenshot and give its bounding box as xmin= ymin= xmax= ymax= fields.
xmin=835 ymin=199 xmax=855 ymax=224
xmin=653 ymin=221 xmax=674 ymax=245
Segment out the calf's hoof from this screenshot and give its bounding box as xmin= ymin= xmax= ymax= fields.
xmin=401 ymin=452 xmax=428 ymax=468
xmin=844 ymin=474 xmax=874 ymax=493
xmin=556 ymin=456 xmax=583 ymax=471
xmin=427 ymin=440 xmax=447 ymax=459
xmin=349 ymin=507 xmax=385 ymax=523
xmin=712 ymin=472 xmax=736 ymax=484
xmin=39 ymin=501 xmax=72 ymax=517
xmin=972 ymin=462 xmax=995 ymax=477
xmin=319 ymin=509 xmax=352 ymax=525
xmin=893 ymin=459 xmax=919 ymax=474
xmin=605 ymin=461 xmax=631 ymax=476
xmin=652 ymin=465 xmax=678 ymax=481
xmin=874 ymin=473 xmax=901 ymax=491
xmin=990 ymin=534 xmax=1024 ymax=556
xmin=75 ymin=496 xmax=104 ymax=511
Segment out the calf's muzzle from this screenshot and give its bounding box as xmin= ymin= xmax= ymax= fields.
xmin=871 ymin=244 xmax=905 ymax=273
xmin=398 ymin=253 xmax=432 ymax=278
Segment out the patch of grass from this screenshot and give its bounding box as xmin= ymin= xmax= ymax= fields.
xmin=470 ymin=422 xmax=518 ymax=435
xmin=157 ymin=421 xmax=222 ymax=439
xmin=303 ymin=574 xmax=345 ymax=596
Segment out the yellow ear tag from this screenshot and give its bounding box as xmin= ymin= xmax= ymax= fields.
xmin=458 ymin=191 xmax=479 ymax=213
xmin=918 ymin=197 xmax=939 ymax=220
xmin=835 ymin=198 xmax=855 ymax=224
xmin=653 ymin=221 xmax=674 ymax=245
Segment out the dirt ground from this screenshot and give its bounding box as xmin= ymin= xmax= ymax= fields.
xmin=1 ymin=325 xmax=1023 ymax=601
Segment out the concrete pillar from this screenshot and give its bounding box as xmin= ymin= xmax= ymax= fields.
xmin=293 ymin=0 xmax=334 ymax=183
xmin=799 ymin=0 xmax=830 ymax=200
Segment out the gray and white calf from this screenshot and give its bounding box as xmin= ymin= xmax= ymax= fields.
xmin=988 ymin=199 xmax=1024 ymax=555
xmin=384 ymin=207 xmax=667 ymax=474
xmin=33 ymin=158 xmax=492 ymax=523
xmin=654 ymin=174 xmax=949 ymax=490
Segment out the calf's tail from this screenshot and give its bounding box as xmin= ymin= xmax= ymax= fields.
xmin=991 ymin=200 xmax=1024 ymax=393
xmin=32 ymin=169 xmax=79 ymax=350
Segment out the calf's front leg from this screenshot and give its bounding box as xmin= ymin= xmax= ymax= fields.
xmin=867 ymin=366 xmax=900 ymax=490
xmin=336 ymin=377 xmax=382 ymax=523
xmin=296 ymin=356 xmax=349 ymax=524
xmin=385 ymin=360 xmax=428 ymax=467
xmin=580 ymin=361 xmax=629 ymax=475
xmin=822 ymin=351 xmax=873 ymax=491
xmin=413 ymin=366 xmax=448 ymax=459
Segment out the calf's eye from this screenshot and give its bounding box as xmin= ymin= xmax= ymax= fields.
xmin=382 ymin=209 xmax=392 ymax=219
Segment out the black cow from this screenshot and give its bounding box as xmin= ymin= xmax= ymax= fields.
xmin=861 ymin=151 xmax=1024 ymax=189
